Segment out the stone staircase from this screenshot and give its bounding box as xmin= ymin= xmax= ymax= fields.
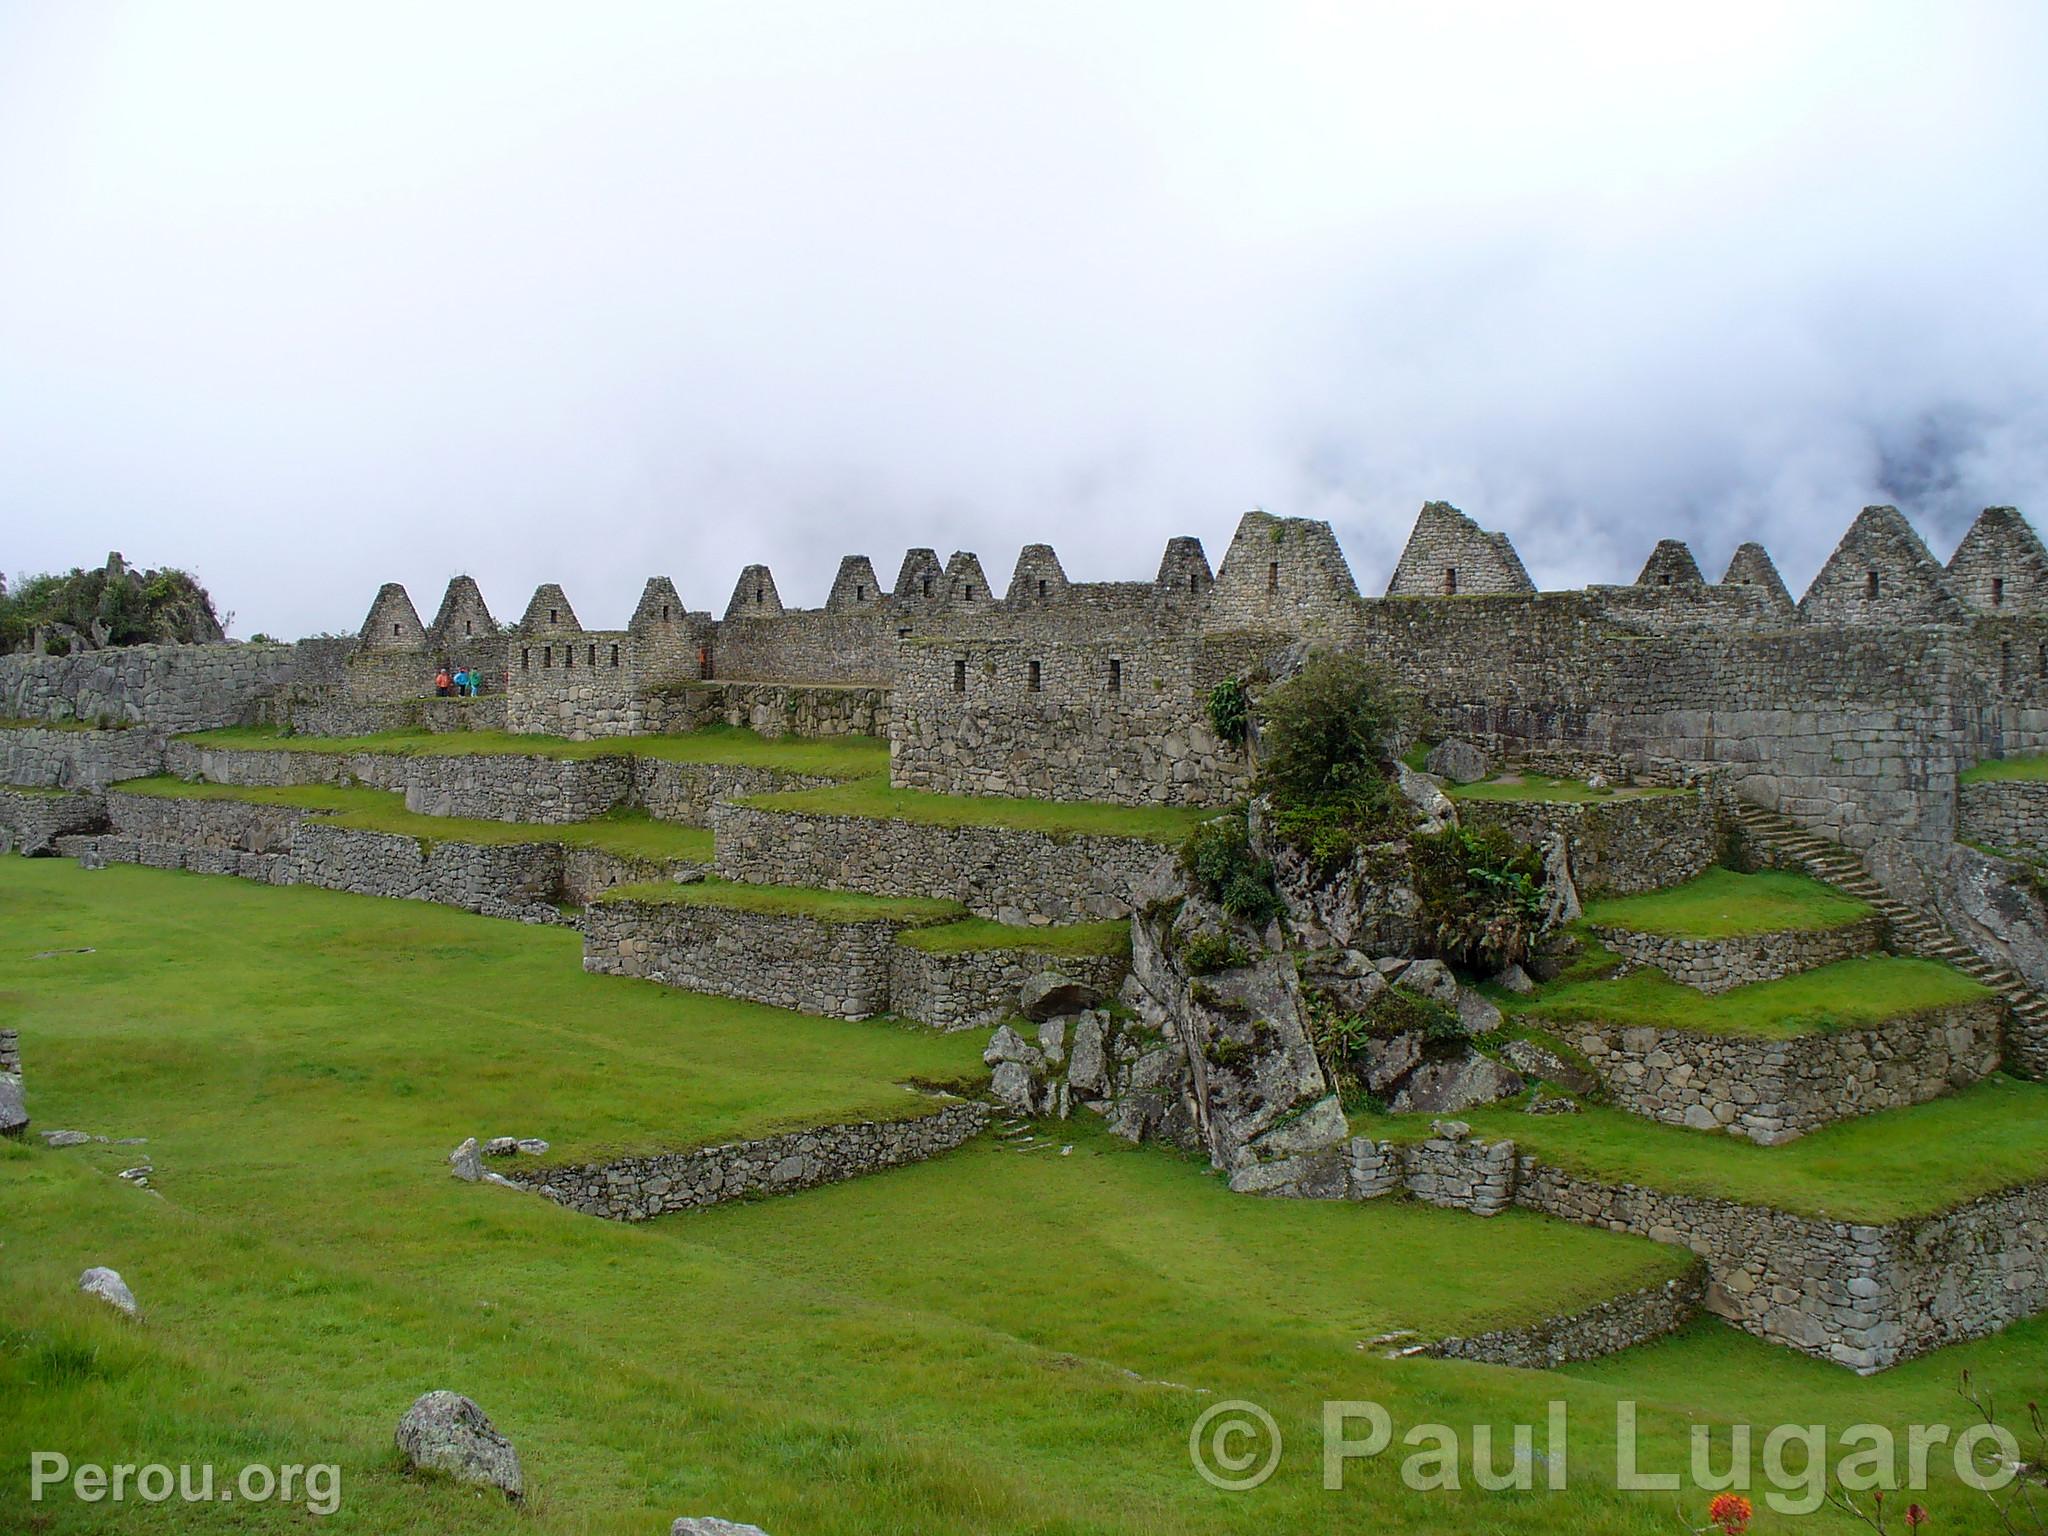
xmin=1731 ymin=801 xmax=2048 ymax=1042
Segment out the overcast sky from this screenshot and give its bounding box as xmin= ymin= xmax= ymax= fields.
xmin=2 ymin=2 xmax=2045 ymax=638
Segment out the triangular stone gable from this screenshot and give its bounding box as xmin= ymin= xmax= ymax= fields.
xmin=356 ymin=583 xmax=426 ymax=650
xmin=1208 ymin=511 xmax=1361 ymax=633
xmin=1636 ymin=539 xmax=1705 ymax=588
xmin=1386 ymin=502 xmax=1535 ymax=596
xmin=518 ymin=584 xmax=581 ymax=633
xmin=1948 ymin=506 xmax=2048 ymax=615
xmin=427 ymin=576 xmax=497 ymax=645
xmin=1720 ymin=543 xmax=1795 ymax=610
xmin=725 ymin=565 xmax=783 ymax=620
xmin=1153 ymin=535 xmax=1214 ymax=596
xmin=938 ymin=551 xmax=992 ymax=611
xmin=826 ymin=556 xmax=884 ymax=612
xmin=1006 ymin=544 xmax=1068 ymax=605
xmin=891 ymin=549 xmax=944 ymax=609
xmin=629 ymin=576 xmax=686 ymax=630
xmin=1799 ymin=506 xmax=1966 ymax=625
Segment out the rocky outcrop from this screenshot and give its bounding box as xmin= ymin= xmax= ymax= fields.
xmin=395 ymin=1391 xmax=524 ymax=1501
xmin=79 ymin=1267 xmax=138 ymax=1317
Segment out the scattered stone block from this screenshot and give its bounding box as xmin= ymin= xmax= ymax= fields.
xmin=672 ymin=1519 xmax=770 ymax=1536
xmin=79 ymin=1266 xmax=138 ymax=1317
xmin=449 ymin=1137 xmax=482 ymax=1182
xmin=395 ymin=1391 xmax=523 ymax=1502
xmin=1424 ymin=739 xmax=1490 ymax=784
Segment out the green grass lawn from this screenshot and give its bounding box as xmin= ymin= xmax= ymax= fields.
xmin=1962 ymin=754 xmax=2048 ymax=784
xmin=1583 ymin=866 xmax=1874 ymax=937
xmin=741 ymin=774 xmax=1220 ymax=845
xmin=24 ymin=858 xmax=2028 ymax=1533
xmin=180 ymin=723 xmax=890 ymax=779
xmin=1446 ymin=773 xmax=1687 ymax=804
xmin=1367 ymin=1075 xmax=2048 ymax=1222
xmin=110 ymin=776 xmax=712 ymax=864
xmin=1518 ymin=954 xmax=1990 ymax=1038
xmin=600 ymin=876 xmax=964 ymax=926
xmin=897 ymin=916 xmax=1133 ymax=957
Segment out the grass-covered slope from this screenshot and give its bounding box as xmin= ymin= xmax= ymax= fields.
xmin=897 ymin=917 xmax=1133 ymax=957
xmin=740 ymin=773 xmax=1218 ymax=845
xmin=1962 ymin=754 xmax=2048 ymax=784
xmin=110 ymin=776 xmax=713 ymax=864
xmin=600 ymin=877 xmax=964 ymax=926
xmin=180 ymin=723 xmax=890 ymax=779
xmin=1446 ymin=773 xmax=1687 ymax=804
xmin=1583 ymin=866 xmax=1875 ymax=937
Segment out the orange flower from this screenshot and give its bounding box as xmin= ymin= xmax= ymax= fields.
xmin=1708 ymin=1491 xmax=1754 ymax=1534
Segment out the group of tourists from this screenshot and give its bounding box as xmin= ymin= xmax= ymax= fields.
xmin=435 ymin=666 xmax=483 ymax=698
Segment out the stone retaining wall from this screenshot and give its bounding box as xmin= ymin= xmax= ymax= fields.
xmin=1572 ymin=1001 xmax=2005 ymax=1142
xmin=397 ymin=753 xmax=630 ymax=823
xmin=1456 ymin=790 xmax=1717 ymax=897
xmin=1592 ymin=915 xmax=1886 ymax=992
xmin=0 ymin=788 xmax=106 ymax=855
xmin=0 ymin=643 xmax=296 ymax=732
xmin=629 ymin=758 xmax=838 ymax=826
xmin=1428 ymin=1268 xmax=1706 ymax=1369
xmin=644 ymin=681 xmax=890 ymax=739
xmin=580 ymin=898 xmax=908 ymax=1018
xmin=1 ymin=726 xmax=167 ymax=790
xmin=505 ymin=1101 xmax=990 ymax=1220
xmin=711 ymin=802 xmax=1176 ymax=924
xmin=1960 ymin=778 xmax=2048 ymax=860
xmin=888 ymin=942 xmax=1130 ymax=1032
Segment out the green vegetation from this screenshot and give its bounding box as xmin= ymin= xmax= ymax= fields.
xmin=1369 ymin=1075 xmax=2048 ymax=1222
xmin=1178 ymin=812 xmax=1283 ymax=923
xmin=743 ymin=773 xmax=1216 ymax=844
xmin=109 ymin=776 xmax=712 ymax=864
xmin=180 ymin=723 xmax=889 ymax=779
xmin=0 ymin=716 xmax=113 ymax=732
xmin=1446 ymin=773 xmax=1687 ymax=804
xmin=896 ymin=917 xmax=1131 ymax=957
xmin=1256 ymin=652 xmax=1421 ymax=867
xmin=1205 ymin=677 xmax=1250 ymax=744
xmin=1411 ymin=823 xmax=1549 ymax=970
xmin=1520 ymin=954 xmax=1990 ymax=1038
xmin=1585 ymin=866 xmax=1874 ymax=938
xmin=1 ymin=556 xmax=221 ymax=655
xmin=1962 ymin=754 xmax=2048 ymax=784
xmin=601 ymin=876 xmax=964 ymax=926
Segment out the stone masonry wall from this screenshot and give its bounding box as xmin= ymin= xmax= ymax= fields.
xmin=1570 ymin=1000 xmax=2005 ymax=1142
xmin=1959 ymin=778 xmax=2048 ymax=859
xmin=1455 ymin=790 xmax=1718 ymax=898
xmin=579 ymin=898 xmax=907 ymax=1019
xmin=505 ymin=1101 xmax=991 ymax=1221
xmin=0 ymin=643 xmax=298 ymax=731
xmin=1592 ymin=915 xmax=1887 ymax=992
xmin=888 ymin=942 xmax=1130 ymax=1032
xmin=397 ymin=753 xmax=631 ymax=823
xmin=1428 ymin=1269 xmax=1706 ymax=1370
xmin=1 ymin=726 xmax=167 ymax=790
xmin=629 ymin=758 xmax=838 ymax=826
xmin=0 ymin=789 xmax=106 ymax=855
xmin=711 ymin=801 xmax=1177 ymax=924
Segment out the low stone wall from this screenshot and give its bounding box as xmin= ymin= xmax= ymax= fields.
xmin=888 ymin=942 xmax=1130 ymax=1032
xmin=1592 ymin=915 xmax=1886 ymax=992
xmin=630 ymin=758 xmax=838 ymax=826
xmin=644 ymin=681 xmax=890 ymax=740
xmin=0 ymin=725 xmax=166 ymax=790
xmin=1456 ymin=790 xmax=1717 ymax=897
xmin=711 ymin=802 xmax=1176 ymax=924
xmin=1572 ymin=1001 xmax=2005 ymax=1142
xmin=161 ymin=740 xmax=382 ymax=789
xmin=559 ymin=847 xmax=704 ymax=907
xmin=398 ymin=753 xmax=630 ymax=823
xmin=1348 ymin=1130 xmax=1519 ymax=1215
xmin=505 ymin=1101 xmax=990 ymax=1220
xmin=580 ymin=898 xmax=907 ymax=1018
xmin=1960 ymin=778 xmax=2048 ymax=860
xmin=1428 ymin=1268 xmax=1706 ymax=1370
xmin=0 ymin=788 xmax=106 ymax=855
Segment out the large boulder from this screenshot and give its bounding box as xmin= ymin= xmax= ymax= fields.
xmin=0 ymin=1073 xmax=25 ymax=1139
xmin=1500 ymin=1039 xmax=1598 ymax=1095
xmin=1388 ymin=1054 xmax=1526 ymax=1114
xmin=1066 ymin=1011 xmax=1110 ymax=1099
xmin=395 ymin=1391 xmax=524 ymax=1502
xmin=672 ymin=1519 xmax=770 ymax=1535
xmin=1019 ymin=972 xmax=1105 ymax=1022
xmin=79 ymin=1267 xmax=138 ymax=1317
xmin=1395 ymin=959 xmax=1459 ymax=1008
xmin=988 ymin=1060 xmax=1037 ymax=1113
xmin=448 ymin=1138 xmax=482 ymax=1182
xmin=1424 ymin=739 xmax=1490 ymax=785
xmin=1396 ymin=762 xmax=1457 ymax=833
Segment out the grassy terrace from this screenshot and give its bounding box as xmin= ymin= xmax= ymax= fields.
xmin=1583 ymin=866 xmax=1874 ymax=937
xmin=109 ymin=776 xmax=714 ymax=864
xmin=1963 ymin=753 xmax=2048 ymax=784
xmin=600 ymin=877 xmax=964 ymax=926
xmin=1518 ymin=953 xmax=1990 ymax=1038
xmin=179 ymin=723 xmax=889 ymax=779
xmin=1446 ymin=772 xmax=1688 ymax=804
xmin=897 ymin=916 xmax=1133 ymax=957
xmin=0 ymin=857 xmax=1830 ymax=1536
xmin=741 ymin=773 xmax=1219 ymax=845
xmin=1368 ymin=1076 xmax=2048 ymax=1223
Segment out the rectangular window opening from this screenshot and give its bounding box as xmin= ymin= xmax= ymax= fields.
xmin=1993 ymin=576 xmax=2006 ymax=606
xmin=1108 ymin=658 xmax=1122 ymax=693
xmin=1028 ymin=659 xmax=1041 ymax=692
xmin=1267 ymin=561 xmax=1279 ymax=592
xmin=953 ymin=658 xmax=967 ymax=693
